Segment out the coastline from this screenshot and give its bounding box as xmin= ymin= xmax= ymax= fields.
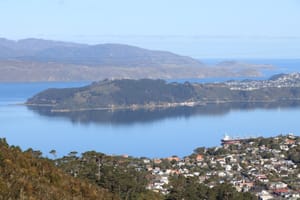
xmin=24 ymin=98 xmax=300 ymax=113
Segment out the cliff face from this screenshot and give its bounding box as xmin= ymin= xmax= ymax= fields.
xmin=26 ymin=74 xmax=300 ymax=112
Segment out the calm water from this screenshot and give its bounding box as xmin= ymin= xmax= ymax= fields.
xmin=1 ymin=60 xmax=300 ymax=158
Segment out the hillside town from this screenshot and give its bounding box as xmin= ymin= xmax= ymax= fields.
xmin=224 ymin=73 xmax=300 ymax=91
xmin=53 ymin=133 xmax=300 ymax=199
xmin=144 ymin=134 xmax=300 ymax=199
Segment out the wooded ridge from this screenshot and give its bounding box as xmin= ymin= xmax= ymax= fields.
xmin=26 ymin=73 xmax=300 ymax=112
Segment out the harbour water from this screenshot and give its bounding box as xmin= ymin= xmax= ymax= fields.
xmin=1 ymin=59 xmax=300 ymax=158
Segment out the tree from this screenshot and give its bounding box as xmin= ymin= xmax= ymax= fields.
xmin=194 ymin=147 xmax=206 ymax=154
xmin=49 ymin=149 xmax=57 ymax=158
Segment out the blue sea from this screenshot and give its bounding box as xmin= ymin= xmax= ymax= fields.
xmin=202 ymin=58 xmax=300 ymax=77
xmin=0 ymin=59 xmax=300 ymax=158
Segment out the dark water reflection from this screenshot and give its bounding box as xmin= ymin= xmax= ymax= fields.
xmin=27 ymin=101 xmax=300 ymax=125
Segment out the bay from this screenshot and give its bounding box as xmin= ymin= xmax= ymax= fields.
xmin=1 ymin=59 xmax=300 ymax=158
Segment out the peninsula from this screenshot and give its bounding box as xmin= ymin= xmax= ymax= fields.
xmin=26 ymin=73 xmax=300 ymax=112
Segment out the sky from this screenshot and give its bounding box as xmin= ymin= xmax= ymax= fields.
xmin=1 ymin=0 xmax=300 ymax=58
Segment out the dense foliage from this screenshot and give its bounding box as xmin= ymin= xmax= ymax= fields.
xmin=0 ymin=139 xmax=118 ymax=200
xmin=56 ymin=151 xmax=163 ymax=200
xmin=27 ymin=77 xmax=300 ymax=112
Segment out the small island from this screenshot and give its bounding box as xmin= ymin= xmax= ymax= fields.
xmin=26 ymin=73 xmax=300 ymax=112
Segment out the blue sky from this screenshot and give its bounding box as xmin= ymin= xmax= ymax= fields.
xmin=1 ymin=0 xmax=300 ymax=58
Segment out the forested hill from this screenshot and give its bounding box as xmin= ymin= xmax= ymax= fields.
xmin=0 ymin=138 xmax=258 ymax=200
xmin=0 ymin=138 xmax=118 ymax=200
xmin=26 ymin=79 xmax=196 ymax=111
xmin=26 ymin=73 xmax=300 ymax=112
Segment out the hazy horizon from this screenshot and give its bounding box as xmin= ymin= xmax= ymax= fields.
xmin=1 ymin=36 xmax=300 ymax=60
xmin=1 ymin=0 xmax=300 ymax=59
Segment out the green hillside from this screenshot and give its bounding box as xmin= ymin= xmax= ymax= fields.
xmin=0 ymin=138 xmax=118 ymax=200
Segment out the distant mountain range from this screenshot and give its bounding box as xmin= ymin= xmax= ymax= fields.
xmin=0 ymin=38 xmax=202 ymax=67
xmin=0 ymin=38 xmax=274 ymax=81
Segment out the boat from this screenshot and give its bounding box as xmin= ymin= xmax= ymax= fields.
xmin=221 ymin=134 xmax=245 ymax=145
